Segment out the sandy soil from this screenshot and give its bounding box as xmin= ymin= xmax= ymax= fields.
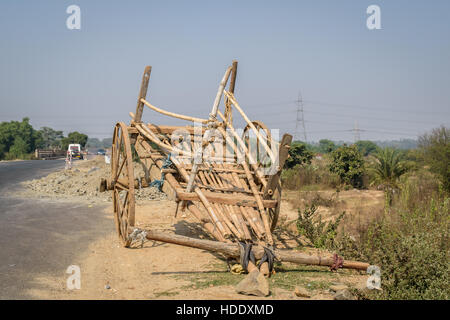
xmin=23 ymin=199 xmax=367 ymax=300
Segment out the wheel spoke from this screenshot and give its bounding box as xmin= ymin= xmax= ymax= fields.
xmin=117 ymin=152 xmax=127 ymax=177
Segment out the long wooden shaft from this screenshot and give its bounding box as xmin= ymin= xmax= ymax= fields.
xmin=227 ymin=166 xmax=265 ymax=239
xmin=186 ymin=203 xmax=227 ymax=242
xmin=141 ymin=98 xmax=209 ymax=124
xmin=141 ymin=229 xmax=370 ymax=271
xmin=228 ymin=168 xmax=266 ymax=236
xmin=203 ymin=163 xmax=243 ymax=240
xmin=135 ymin=123 xmax=193 ymax=157
xmin=216 ymin=112 xmax=267 ymax=187
xmin=213 ymin=164 xmax=249 ymax=240
xmin=210 ymin=66 xmax=232 ymax=119
xmin=242 ymin=156 xmax=274 ymax=245
xmin=170 ymin=156 xmax=230 ymax=238
xmin=217 ymin=164 xmax=252 ymax=240
xmin=182 ymin=129 xmax=216 ymax=210
xmin=181 ymin=148 xmax=202 ymax=212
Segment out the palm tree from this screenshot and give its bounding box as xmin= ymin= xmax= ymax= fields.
xmin=370 ymin=147 xmax=409 ymax=207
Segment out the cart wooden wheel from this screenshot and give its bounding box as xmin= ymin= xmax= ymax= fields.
xmin=111 ymin=122 xmax=135 ymax=247
xmin=242 ymin=120 xmax=272 ymax=168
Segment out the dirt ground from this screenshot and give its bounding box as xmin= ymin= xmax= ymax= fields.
xmin=26 ymin=200 xmax=369 ymax=300
xmin=19 ymin=158 xmax=378 ymax=300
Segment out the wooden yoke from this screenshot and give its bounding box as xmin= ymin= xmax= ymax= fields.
xmin=134 ymin=66 xmax=152 ymax=123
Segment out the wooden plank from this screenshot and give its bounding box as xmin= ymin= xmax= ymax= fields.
xmin=146 ymin=124 xmax=206 ymax=135
xmin=179 ymin=182 xmax=256 ymax=195
xmin=175 ymin=189 xmax=278 ymax=208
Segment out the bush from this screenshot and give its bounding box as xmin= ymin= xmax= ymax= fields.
xmin=285 ymin=141 xmax=314 ymax=169
xmin=8 ymin=137 xmax=29 ymax=159
xmin=318 ymin=139 xmax=337 ymax=153
xmin=418 ymin=126 xmax=450 ymax=192
xmin=282 ymin=158 xmax=340 ymax=190
xmin=336 ymin=191 xmax=449 ymax=300
xmin=60 ymin=131 xmax=88 ymax=150
xmin=329 ymin=145 xmax=365 ymax=189
xmin=0 ymin=118 xmax=41 ymax=160
xmin=296 ymin=204 xmax=345 ymax=249
xmin=355 ymin=140 xmax=379 ymax=156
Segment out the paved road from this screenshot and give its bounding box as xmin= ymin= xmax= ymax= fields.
xmin=0 ymin=160 xmax=112 ymax=299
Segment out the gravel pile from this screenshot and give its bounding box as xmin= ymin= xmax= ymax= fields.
xmin=22 ymin=156 xmax=167 ymax=203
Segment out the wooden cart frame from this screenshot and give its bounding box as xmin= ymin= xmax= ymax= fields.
xmin=101 ymin=61 xmax=369 ymax=274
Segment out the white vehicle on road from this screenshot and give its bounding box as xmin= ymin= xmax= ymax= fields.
xmin=67 ymin=144 xmax=83 ymax=159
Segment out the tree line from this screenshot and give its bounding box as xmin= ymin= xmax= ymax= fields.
xmin=0 ymin=118 xmax=88 ymax=160
xmin=285 ymin=126 xmax=449 ymax=193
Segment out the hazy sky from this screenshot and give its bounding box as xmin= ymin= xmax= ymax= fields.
xmin=1 ymin=0 xmax=449 ymax=141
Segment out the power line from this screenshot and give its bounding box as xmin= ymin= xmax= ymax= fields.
xmin=243 ymin=98 xmax=450 ymax=117
xmin=303 ymin=99 xmax=450 ymax=116
xmin=306 ymin=129 xmax=416 ymax=137
xmin=303 ymin=109 xmax=444 ymax=126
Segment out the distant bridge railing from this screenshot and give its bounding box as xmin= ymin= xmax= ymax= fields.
xmin=34 ymin=149 xmax=66 ymax=160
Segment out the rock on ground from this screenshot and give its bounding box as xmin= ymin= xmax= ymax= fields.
xmin=333 ymin=289 xmax=356 ymax=300
xmin=235 ymin=269 xmax=270 ymax=297
xmin=294 ymin=286 xmax=311 ymax=298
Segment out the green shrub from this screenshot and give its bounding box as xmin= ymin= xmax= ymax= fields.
xmin=296 ymin=204 xmax=345 ymax=249
xmin=328 ymin=145 xmax=365 ymax=188
xmin=285 ymin=141 xmax=314 ymax=169
xmin=355 ymin=140 xmax=379 ymax=156
xmin=418 ymin=126 xmax=450 ymax=192
xmin=282 ymin=158 xmax=340 ymax=190
xmin=336 ymin=192 xmax=449 ymax=300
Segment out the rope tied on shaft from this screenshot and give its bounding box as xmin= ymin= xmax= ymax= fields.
xmin=238 ymin=242 xmax=256 ymax=272
xmin=129 ymin=228 xmax=147 ymax=248
xmin=149 ymin=154 xmax=172 ymax=191
xmin=258 ymin=246 xmax=276 ymax=273
xmin=330 ymin=253 xmax=344 ymax=271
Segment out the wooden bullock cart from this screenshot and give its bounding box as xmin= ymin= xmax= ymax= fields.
xmin=101 ymin=61 xmax=369 ymax=275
